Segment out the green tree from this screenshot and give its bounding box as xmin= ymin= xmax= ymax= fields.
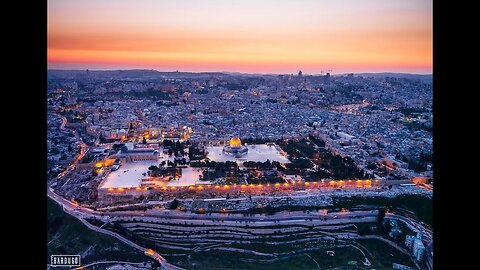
xmin=169 ymin=199 xmax=179 ymax=210
xmin=99 ymin=132 xmax=106 ymax=143
xmin=377 ymin=208 xmax=386 ymax=224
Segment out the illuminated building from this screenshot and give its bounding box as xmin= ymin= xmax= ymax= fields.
xmin=122 ymin=149 xmax=158 ymax=161
xmin=412 ymin=239 xmax=425 ymax=261
xmin=406 ymin=234 xmax=425 ymax=262
xmin=405 ymin=235 xmax=415 ymax=249
xmin=222 ymin=136 xmax=248 ymax=158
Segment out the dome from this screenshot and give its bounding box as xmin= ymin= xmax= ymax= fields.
xmin=229 ymin=137 xmax=242 ymax=148
xmin=223 ymin=136 xmax=248 ymax=157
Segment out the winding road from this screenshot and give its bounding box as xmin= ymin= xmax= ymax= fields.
xmin=48 ymin=112 xmax=432 ymax=270
xmin=49 ymin=113 xmax=181 ymax=269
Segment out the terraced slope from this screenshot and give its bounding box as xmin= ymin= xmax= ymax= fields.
xmin=96 ymin=213 xmax=414 ymax=270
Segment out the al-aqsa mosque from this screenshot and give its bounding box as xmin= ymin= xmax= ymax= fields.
xmin=223 ymin=136 xmax=248 ymax=158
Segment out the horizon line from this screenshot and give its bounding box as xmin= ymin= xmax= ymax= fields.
xmin=47 ymin=68 xmax=432 ymax=76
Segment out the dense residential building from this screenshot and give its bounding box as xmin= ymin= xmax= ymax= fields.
xmin=47 ymin=70 xmax=433 ymax=270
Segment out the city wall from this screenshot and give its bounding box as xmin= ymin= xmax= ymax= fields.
xmin=96 ymin=179 xmax=415 ymax=205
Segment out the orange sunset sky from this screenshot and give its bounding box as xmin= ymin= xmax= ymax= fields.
xmin=48 ymin=0 xmax=432 ymax=74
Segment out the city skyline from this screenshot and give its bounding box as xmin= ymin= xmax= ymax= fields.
xmin=47 ymin=69 xmax=433 ymax=269
xmin=48 ymin=0 xmax=432 ymax=74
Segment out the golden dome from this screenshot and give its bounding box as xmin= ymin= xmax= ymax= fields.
xmin=229 ymin=136 xmax=242 ymax=148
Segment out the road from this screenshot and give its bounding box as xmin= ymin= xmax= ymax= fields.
xmin=48 ymin=187 xmax=182 ymax=270
xmin=73 ymin=260 xmax=145 ymax=270
xmin=386 ymin=212 xmax=433 ymax=270
xmin=49 ymin=183 xmax=430 ymax=270
xmin=51 ymin=113 xmax=88 ymax=185
xmin=50 ymin=186 xmax=377 ymax=225
xmin=48 ymin=113 xmax=431 ymax=269
xmin=106 ymin=209 xmax=377 ymax=224
xmin=386 ymin=212 xmax=432 ymax=243
xmin=49 ymin=114 xmax=179 ymax=269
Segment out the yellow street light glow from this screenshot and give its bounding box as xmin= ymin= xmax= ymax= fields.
xmin=266 ymin=183 xmax=271 ymax=187
xmin=249 ymin=184 xmax=255 ymax=188
xmin=135 ymin=187 xmax=141 ymax=191
xmin=305 ymin=182 xmax=310 ymax=186
xmin=189 ymin=186 xmax=195 ymax=190
xmin=215 ymin=185 xmax=220 ymax=189
xmin=144 ymin=187 xmax=148 ymax=190
xmin=108 ymin=188 xmax=114 ymax=192
xmin=197 ymin=185 xmax=204 ymax=190
xmin=161 ymin=187 xmax=167 ymax=191
xmin=118 ymin=187 xmax=124 ymax=191
xmin=258 ymin=184 xmax=263 ymax=187
xmin=171 ymin=186 xmax=176 ymax=190
xmin=241 ymin=184 xmax=247 ymax=188
xmin=284 ymin=183 xmax=289 ymax=187
xmin=274 ymin=183 xmax=281 ymax=187
xmin=223 ymin=185 xmax=229 ymax=189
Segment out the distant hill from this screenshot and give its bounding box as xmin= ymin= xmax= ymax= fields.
xmin=342 ymin=72 xmax=432 ymax=83
xmin=48 ymin=69 xmax=160 ymax=80
xmin=48 ymin=69 xmax=432 ymax=83
xmin=47 ymin=69 xmax=234 ymax=80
